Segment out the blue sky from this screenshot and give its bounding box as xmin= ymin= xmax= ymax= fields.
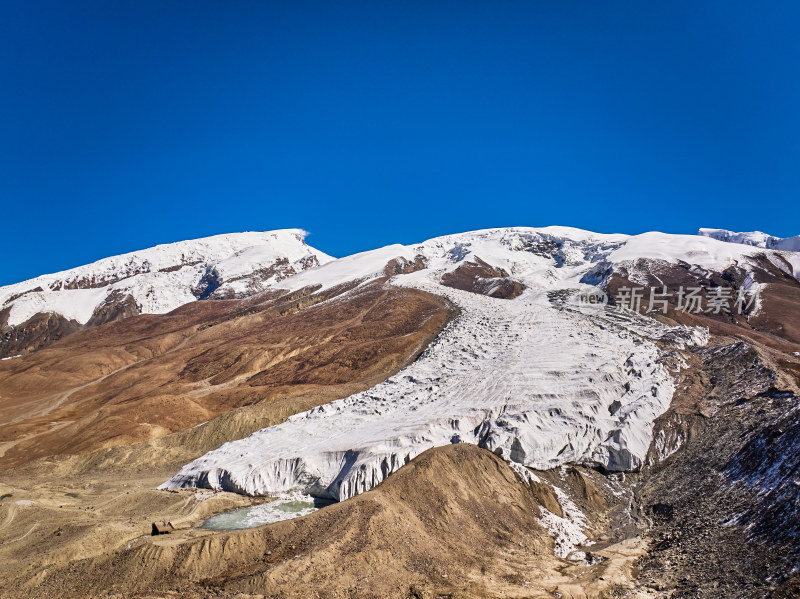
xmin=2 ymin=1 xmax=799 ymax=285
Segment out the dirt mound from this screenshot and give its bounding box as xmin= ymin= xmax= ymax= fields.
xmin=11 ymin=444 xmax=644 ymax=599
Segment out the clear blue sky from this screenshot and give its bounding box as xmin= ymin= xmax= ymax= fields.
xmin=2 ymin=1 xmax=799 ymax=285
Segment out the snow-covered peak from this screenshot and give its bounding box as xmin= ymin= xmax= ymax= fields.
xmin=4 ymin=225 xmax=796 ymax=347
xmin=265 ymin=226 xmax=790 ymax=297
xmin=0 ymin=229 xmax=333 ymax=328
xmin=698 ymin=228 xmax=800 ymax=252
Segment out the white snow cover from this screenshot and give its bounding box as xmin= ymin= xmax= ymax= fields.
xmin=613 ymin=231 xmax=768 ymax=267
xmin=0 ymin=230 xmax=332 ymax=327
xmin=537 ymin=482 xmax=593 ymax=560
xmin=274 ymin=243 xmax=412 ymax=293
xmin=785 ymin=254 xmax=800 ymax=280
xmin=161 ymin=227 xmax=735 ymax=502
xmin=699 ymin=228 xmax=800 ymax=252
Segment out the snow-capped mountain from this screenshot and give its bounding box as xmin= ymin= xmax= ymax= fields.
xmin=161 ymin=226 xmax=797 ymax=501
xmin=270 ymin=226 xmax=800 ymax=294
xmin=0 ymin=229 xmax=332 ymax=356
xmin=3 ymin=226 xmax=800 ymax=596
xmin=699 ymin=227 xmax=800 ymax=252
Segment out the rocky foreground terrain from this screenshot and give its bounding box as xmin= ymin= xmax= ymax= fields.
xmin=1 ymin=226 xmax=799 ymax=598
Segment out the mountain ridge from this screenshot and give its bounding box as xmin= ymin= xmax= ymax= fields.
xmin=0 ymin=229 xmax=332 ymax=357
xmin=699 ymin=227 xmax=800 ymax=252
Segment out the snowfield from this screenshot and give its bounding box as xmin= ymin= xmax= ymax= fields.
xmin=0 ymin=229 xmax=332 ymax=327
xmin=161 ymin=227 xmax=723 ymax=501
xmin=699 ymin=227 xmax=800 ymax=252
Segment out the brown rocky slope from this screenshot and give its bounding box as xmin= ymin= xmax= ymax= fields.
xmin=0 ymin=280 xmax=453 ymax=467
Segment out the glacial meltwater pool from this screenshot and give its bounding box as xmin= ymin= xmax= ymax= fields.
xmin=200 ymin=495 xmax=333 ymax=530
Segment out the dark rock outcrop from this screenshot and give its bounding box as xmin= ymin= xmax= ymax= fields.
xmin=637 ymin=339 xmax=800 ymax=597
xmin=0 ymin=310 xmax=81 ymax=358
xmin=440 ymin=256 xmax=524 ymax=299
xmin=384 ymin=255 xmax=427 ymax=277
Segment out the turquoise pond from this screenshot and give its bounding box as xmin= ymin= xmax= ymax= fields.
xmin=201 ymin=496 xmax=333 ymax=530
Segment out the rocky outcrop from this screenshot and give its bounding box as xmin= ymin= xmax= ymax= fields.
xmin=192 ymin=267 xmax=222 ymax=300
xmin=0 ymin=310 xmax=81 ymax=358
xmin=440 ymin=256 xmax=524 ymax=298
xmin=384 ymin=254 xmax=427 ymax=276
xmin=636 ymin=339 xmax=800 ymax=596
xmin=0 ymin=290 xmax=140 ymax=356
xmin=207 ymin=255 xmax=319 ymax=299
xmin=86 ymin=290 xmax=140 ymax=327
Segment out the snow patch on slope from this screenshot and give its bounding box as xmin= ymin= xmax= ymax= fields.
xmin=508 ymin=462 xmax=592 ymax=559
xmin=8 ymin=287 xmax=112 ymax=326
xmin=784 ymin=254 xmax=800 ymax=281
xmin=538 ymin=483 xmax=593 ymax=560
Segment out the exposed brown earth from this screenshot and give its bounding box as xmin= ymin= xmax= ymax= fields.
xmin=0 ymin=281 xmax=454 ymax=467
xmin=606 ymin=255 xmax=800 ymax=353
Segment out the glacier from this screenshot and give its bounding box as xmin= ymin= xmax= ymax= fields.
xmin=161 ymin=227 xmax=721 ymax=501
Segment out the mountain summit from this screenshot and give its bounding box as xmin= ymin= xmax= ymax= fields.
xmin=0 ymin=229 xmax=331 ymax=357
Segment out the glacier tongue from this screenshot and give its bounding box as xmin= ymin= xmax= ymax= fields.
xmin=161 ymin=274 xmax=699 ymax=501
